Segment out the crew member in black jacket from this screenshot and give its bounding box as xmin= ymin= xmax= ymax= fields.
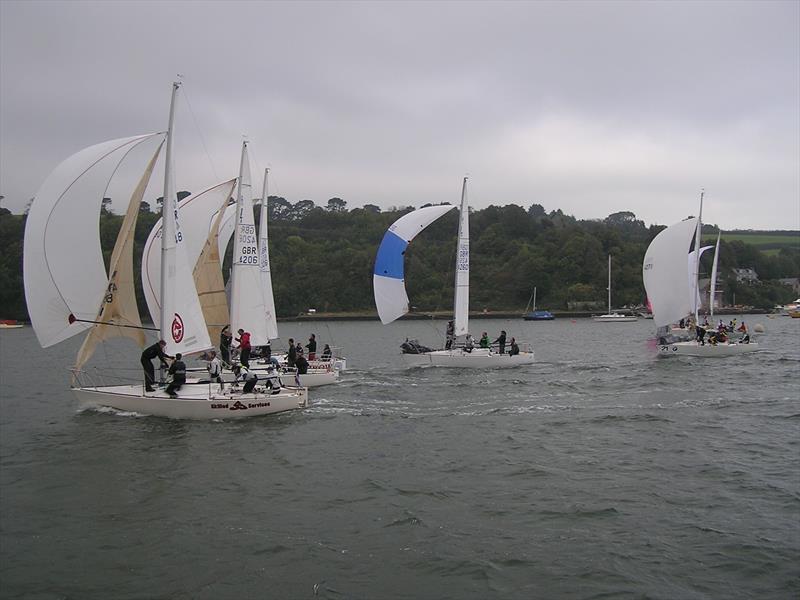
xmin=141 ymin=340 xmax=172 ymax=392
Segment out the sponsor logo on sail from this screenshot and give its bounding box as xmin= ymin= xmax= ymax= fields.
xmin=171 ymin=313 xmax=184 ymax=343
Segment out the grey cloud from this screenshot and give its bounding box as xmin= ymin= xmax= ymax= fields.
xmin=1 ymin=0 xmax=797 ymax=230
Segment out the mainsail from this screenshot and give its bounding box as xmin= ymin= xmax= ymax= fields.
xmin=709 ymin=232 xmax=721 ymax=317
xmin=158 ymin=82 xmax=212 ymax=356
xmin=229 ymin=141 xmax=271 ymax=346
xmin=258 ymin=168 xmax=279 ymax=340
xmin=688 ymin=244 xmax=714 ymax=316
xmin=373 ymin=205 xmax=456 ymax=324
xmin=453 ymin=177 xmax=470 ymax=337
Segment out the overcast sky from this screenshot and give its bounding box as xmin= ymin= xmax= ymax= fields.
xmin=1 ymin=0 xmax=798 ymax=230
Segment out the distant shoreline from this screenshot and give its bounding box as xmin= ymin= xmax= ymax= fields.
xmin=281 ymin=307 xmax=769 ymax=321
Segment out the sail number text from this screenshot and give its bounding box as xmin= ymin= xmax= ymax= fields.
xmin=238 ymin=225 xmax=258 ymax=264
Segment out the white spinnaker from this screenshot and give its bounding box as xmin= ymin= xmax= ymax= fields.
xmin=159 ymin=82 xmax=212 ymax=356
xmin=642 ymin=217 xmax=698 ymax=328
xmin=142 ymin=179 xmax=236 ymax=328
xmin=688 ymin=245 xmax=714 ymax=314
xmin=24 ymin=133 xmax=163 ymax=348
xmin=258 ymin=168 xmax=279 ymax=340
xmin=372 ymin=205 xmax=456 ymax=324
xmin=229 ymin=142 xmax=270 ymax=346
xmin=75 ymin=142 xmax=164 ymax=371
xmin=453 ymin=177 xmax=470 ymax=337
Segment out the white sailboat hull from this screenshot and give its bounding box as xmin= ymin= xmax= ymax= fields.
xmin=592 ymin=314 xmax=638 ymax=323
xmin=401 ymin=348 xmax=535 ymax=368
xmin=72 ymin=383 xmax=308 ymax=420
xmin=657 ymin=340 xmax=759 ymax=357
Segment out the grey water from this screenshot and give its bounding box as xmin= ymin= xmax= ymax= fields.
xmin=1 ymin=316 xmax=798 ymax=600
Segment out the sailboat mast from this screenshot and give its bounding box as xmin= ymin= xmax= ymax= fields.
xmin=607 ymin=255 xmax=612 ymax=313
xmin=533 ymin=286 xmax=537 ymax=312
xmin=452 ymin=177 xmax=470 ymax=337
xmin=159 ymin=81 xmax=180 ymax=343
xmin=693 ymin=189 xmax=705 ymax=322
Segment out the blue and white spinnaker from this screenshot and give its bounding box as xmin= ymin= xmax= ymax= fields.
xmin=372 ymin=205 xmax=456 ymax=324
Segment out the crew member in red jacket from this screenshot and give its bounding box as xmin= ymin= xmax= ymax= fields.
xmin=236 ymin=328 xmax=252 ymax=368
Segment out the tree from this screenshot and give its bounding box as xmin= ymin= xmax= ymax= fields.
xmin=290 ymin=199 xmax=316 ymax=220
xmin=362 ymin=204 xmax=381 ymax=214
xmin=139 ymin=201 xmax=152 ymax=213
xmin=101 ymin=197 xmax=113 ymax=215
xmin=268 ymin=196 xmax=293 ymax=221
xmin=527 ymin=203 xmax=546 ymax=218
xmin=326 ymin=197 xmax=347 ymax=212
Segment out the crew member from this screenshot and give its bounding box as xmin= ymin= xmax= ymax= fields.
xmin=141 ymin=340 xmax=172 ymax=392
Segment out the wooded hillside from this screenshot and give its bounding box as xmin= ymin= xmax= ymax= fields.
xmin=1 ymin=199 xmax=798 ymax=321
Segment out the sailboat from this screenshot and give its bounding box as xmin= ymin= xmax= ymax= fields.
xmin=522 ymin=287 xmax=554 ymax=320
xmin=592 ymin=255 xmax=637 ymax=322
xmin=141 ymin=158 xmax=339 ymax=386
xmin=642 ymin=193 xmax=758 ymax=357
xmin=24 ymin=82 xmax=308 ymax=418
xmin=373 ymin=177 xmax=535 ymax=368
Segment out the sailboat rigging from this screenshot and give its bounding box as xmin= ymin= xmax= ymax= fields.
xmin=523 ymin=286 xmax=555 ymax=321
xmin=24 ymin=82 xmax=308 ymax=418
xmin=373 ymin=177 xmax=535 ymax=368
xmin=643 ymin=191 xmax=758 ymax=357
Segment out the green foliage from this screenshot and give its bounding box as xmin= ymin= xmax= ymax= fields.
xmin=0 ymin=212 xmax=27 ymax=319
xmin=3 ymin=197 xmax=799 ymax=321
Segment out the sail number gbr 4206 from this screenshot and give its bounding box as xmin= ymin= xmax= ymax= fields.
xmin=237 ymin=224 xmax=258 ymax=264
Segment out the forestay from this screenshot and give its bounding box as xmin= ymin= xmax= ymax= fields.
xmin=373 ymin=205 xmax=456 ymax=324
xmin=24 ymin=133 xmax=164 ymax=348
